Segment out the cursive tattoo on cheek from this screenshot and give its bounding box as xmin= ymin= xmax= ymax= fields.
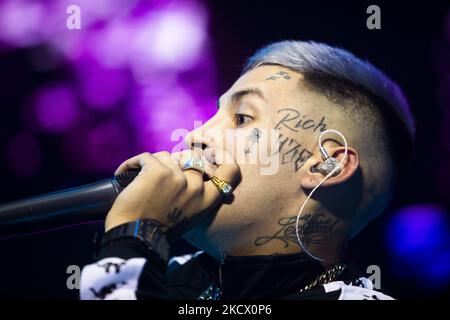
xmin=254 ymin=212 xmax=339 ymax=248
xmin=272 ymin=108 xmax=326 ymax=173
xmin=274 ymin=108 xmax=327 ymax=133
xmin=244 ymin=128 xmax=262 ymax=154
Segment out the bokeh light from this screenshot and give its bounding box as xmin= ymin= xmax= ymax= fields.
xmin=0 ymin=0 xmax=217 ymax=176
xmin=32 ymin=84 xmax=79 ymax=133
xmin=387 ymin=204 xmax=450 ymax=288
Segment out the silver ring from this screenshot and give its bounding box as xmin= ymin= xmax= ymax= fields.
xmin=181 ymin=158 xmax=205 ymax=175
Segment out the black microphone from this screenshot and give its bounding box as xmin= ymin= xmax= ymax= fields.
xmin=0 ymin=169 xmax=139 ymax=236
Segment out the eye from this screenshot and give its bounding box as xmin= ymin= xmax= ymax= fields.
xmin=234 ymin=114 xmax=253 ymax=127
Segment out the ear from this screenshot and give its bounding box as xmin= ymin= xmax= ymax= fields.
xmin=300 ymin=146 xmax=359 ymax=189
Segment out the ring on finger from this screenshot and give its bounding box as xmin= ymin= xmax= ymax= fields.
xmin=211 ymin=176 xmax=233 ymax=196
xmin=181 ymin=158 xmax=205 ymax=176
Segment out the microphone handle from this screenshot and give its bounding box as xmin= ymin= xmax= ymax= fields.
xmin=0 ymin=169 xmax=139 ymax=235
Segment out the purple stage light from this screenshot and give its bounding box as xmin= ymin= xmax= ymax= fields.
xmin=32 ymin=84 xmax=79 ymax=133
xmin=128 ymin=3 xmax=209 ymax=83
xmin=133 ymin=5 xmax=207 ymax=71
xmin=128 ymin=82 xmax=216 ymax=153
xmin=2 ymin=0 xmax=217 ymax=175
xmin=61 ymin=120 xmax=131 ymax=174
xmin=75 ymin=55 xmax=130 ymax=110
xmin=88 ymin=21 xmax=136 ymax=68
xmin=0 ymin=0 xmax=45 ymax=47
xmin=87 ymin=120 xmax=131 ymax=173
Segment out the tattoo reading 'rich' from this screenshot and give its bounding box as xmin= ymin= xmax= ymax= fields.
xmin=254 ymin=213 xmax=339 ymax=248
xmin=274 ymin=108 xmax=327 ymax=133
xmin=275 ymin=133 xmax=313 ymax=172
xmin=266 ymin=71 xmax=292 ymax=81
xmin=244 ymin=128 xmax=262 ymax=154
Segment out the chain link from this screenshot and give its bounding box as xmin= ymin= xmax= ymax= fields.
xmin=197 ymin=263 xmax=347 ymax=299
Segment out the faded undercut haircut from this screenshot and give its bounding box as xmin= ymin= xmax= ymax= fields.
xmin=243 ymin=40 xmax=415 ymax=235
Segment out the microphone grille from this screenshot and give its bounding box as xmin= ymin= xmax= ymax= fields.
xmin=114 ymin=169 xmax=140 ymax=192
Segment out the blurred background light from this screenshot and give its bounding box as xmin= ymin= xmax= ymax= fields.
xmin=0 ymin=0 xmax=45 ymax=47
xmin=75 ymin=55 xmax=130 ymax=110
xmin=387 ymin=204 xmax=450 ymax=288
xmin=32 ymin=84 xmax=79 ymax=133
xmin=131 ymin=6 xmax=207 ymax=72
xmin=87 ymin=120 xmax=131 ymax=173
xmin=0 ymin=0 xmax=217 ymax=174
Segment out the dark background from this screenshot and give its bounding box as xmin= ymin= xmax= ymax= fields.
xmin=0 ymin=0 xmax=450 ymax=299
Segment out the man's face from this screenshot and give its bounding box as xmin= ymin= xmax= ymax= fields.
xmin=183 ymin=65 xmax=333 ymax=254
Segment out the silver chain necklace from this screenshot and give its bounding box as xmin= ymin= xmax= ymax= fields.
xmin=299 ymin=263 xmax=347 ymax=293
xmin=197 ymin=263 xmax=347 ymax=300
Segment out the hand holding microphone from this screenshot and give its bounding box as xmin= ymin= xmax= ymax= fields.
xmin=0 ymin=149 xmax=240 ymax=239
xmin=104 ymin=149 xmax=241 ymax=238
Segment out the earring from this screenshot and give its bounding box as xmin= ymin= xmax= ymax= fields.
xmin=310 ymin=157 xmax=341 ymax=177
xmin=296 ymin=129 xmax=348 ymax=262
xmin=310 ymin=130 xmax=345 ymax=177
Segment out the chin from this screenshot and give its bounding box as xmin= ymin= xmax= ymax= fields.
xmin=183 ymin=204 xmax=254 ymax=256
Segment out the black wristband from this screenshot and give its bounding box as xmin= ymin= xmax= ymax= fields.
xmin=99 ymin=219 xmax=170 ymax=264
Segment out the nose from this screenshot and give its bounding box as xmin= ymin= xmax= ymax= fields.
xmin=184 ymin=123 xmax=212 ymax=150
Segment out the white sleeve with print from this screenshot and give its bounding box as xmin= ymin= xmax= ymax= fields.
xmin=323 ymin=277 xmax=395 ymax=300
xmin=80 ymin=257 xmax=147 ymax=300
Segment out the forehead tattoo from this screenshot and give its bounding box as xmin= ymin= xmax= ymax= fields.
xmin=265 ymin=71 xmax=292 ymax=81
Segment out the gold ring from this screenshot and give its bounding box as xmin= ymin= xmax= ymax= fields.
xmin=211 ymin=176 xmax=233 ymax=195
xmin=181 ymin=158 xmax=205 ymax=175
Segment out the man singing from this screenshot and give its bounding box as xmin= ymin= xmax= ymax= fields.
xmin=80 ymin=40 xmax=414 ymax=300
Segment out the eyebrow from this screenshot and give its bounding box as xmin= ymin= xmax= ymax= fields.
xmin=217 ymin=87 xmax=267 ymax=109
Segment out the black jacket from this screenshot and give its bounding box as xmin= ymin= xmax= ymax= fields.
xmin=80 ymin=237 xmax=393 ymax=300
